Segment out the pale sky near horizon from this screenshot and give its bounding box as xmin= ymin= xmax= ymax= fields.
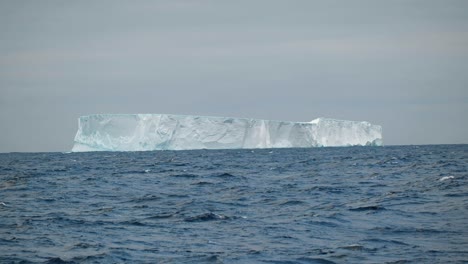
xmin=1 ymin=0 xmax=467 ymax=152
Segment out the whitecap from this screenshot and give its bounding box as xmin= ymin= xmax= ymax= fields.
xmin=439 ymin=176 xmax=454 ymax=181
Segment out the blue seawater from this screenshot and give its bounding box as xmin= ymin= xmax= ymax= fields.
xmin=0 ymin=145 xmax=467 ymax=263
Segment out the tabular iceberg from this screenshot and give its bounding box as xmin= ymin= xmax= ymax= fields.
xmin=71 ymin=114 xmax=383 ymax=152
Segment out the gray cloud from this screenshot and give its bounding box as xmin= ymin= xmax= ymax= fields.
xmin=1 ymin=0 xmax=467 ymax=151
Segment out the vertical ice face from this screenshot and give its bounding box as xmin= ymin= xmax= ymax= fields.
xmin=311 ymin=118 xmax=383 ymax=147
xmin=71 ymin=114 xmax=383 ymax=152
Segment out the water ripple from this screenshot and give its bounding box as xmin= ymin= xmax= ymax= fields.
xmin=0 ymin=145 xmax=467 ymax=263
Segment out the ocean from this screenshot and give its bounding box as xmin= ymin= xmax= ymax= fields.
xmin=0 ymin=145 xmax=467 ymax=263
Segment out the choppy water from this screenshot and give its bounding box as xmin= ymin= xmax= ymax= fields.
xmin=1 ymin=145 xmax=467 ymax=263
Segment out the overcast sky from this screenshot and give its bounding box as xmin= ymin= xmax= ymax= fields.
xmin=1 ymin=0 xmax=467 ymax=152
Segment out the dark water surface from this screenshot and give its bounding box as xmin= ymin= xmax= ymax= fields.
xmin=1 ymin=145 xmax=467 ymax=263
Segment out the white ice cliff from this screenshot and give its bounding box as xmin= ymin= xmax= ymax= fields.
xmin=71 ymin=114 xmax=383 ymax=152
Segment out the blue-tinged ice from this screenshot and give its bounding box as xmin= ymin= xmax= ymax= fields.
xmin=71 ymin=114 xmax=383 ymax=152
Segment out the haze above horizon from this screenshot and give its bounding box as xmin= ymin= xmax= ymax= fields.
xmin=1 ymin=0 xmax=467 ymax=152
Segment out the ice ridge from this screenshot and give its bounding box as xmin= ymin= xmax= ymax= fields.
xmin=72 ymin=114 xmax=383 ymax=152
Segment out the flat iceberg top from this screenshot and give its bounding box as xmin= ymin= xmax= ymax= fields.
xmin=72 ymin=114 xmax=383 ymax=152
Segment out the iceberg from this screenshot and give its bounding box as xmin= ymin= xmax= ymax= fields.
xmin=71 ymin=114 xmax=383 ymax=152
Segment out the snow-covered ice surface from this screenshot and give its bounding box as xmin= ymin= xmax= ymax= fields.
xmin=72 ymin=114 xmax=383 ymax=152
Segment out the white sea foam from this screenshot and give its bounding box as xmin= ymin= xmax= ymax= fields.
xmin=439 ymin=176 xmax=454 ymax=181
